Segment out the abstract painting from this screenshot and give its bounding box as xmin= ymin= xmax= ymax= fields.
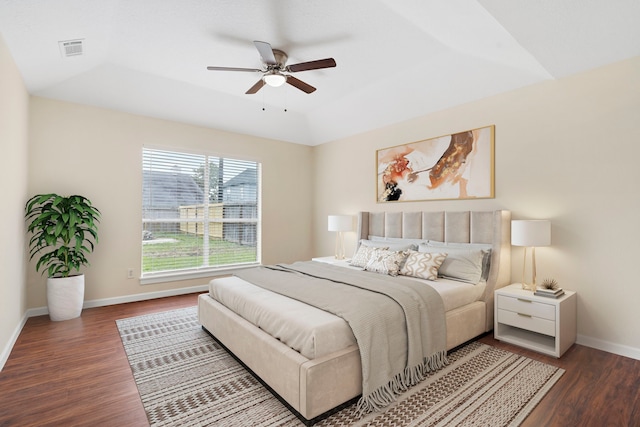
xmin=377 ymin=125 xmax=494 ymax=202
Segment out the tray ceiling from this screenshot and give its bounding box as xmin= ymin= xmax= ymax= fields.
xmin=1 ymin=0 xmax=638 ymax=145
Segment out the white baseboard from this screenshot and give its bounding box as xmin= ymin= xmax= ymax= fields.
xmin=576 ymin=334 xmax=640 ymax=361
xmin=83 ymin=284 xmax=209 ymax=309
xmin=2 ymin=285 xmax=208 ymax=371
xmin=26 ymin=284 xmax=209 ymax=318
xmin=0 ymin=312 xmax=30 ymax=372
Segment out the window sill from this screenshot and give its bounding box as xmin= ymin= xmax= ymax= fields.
xmin=140 ymin=263 xmax=260 ymax=285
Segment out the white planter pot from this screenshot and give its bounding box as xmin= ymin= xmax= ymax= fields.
xmin=46 ymin=274 xmax=85 ymax=321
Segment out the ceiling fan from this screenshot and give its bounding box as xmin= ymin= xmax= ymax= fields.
xmin=207 ymin=41 xmax=336 ymax=94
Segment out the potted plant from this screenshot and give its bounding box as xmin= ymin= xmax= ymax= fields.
xmin=25 ymin=194 xmax=101 ymax=321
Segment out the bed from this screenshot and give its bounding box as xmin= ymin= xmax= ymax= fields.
xmin=198 ymin=210 xmax=511 ymax=423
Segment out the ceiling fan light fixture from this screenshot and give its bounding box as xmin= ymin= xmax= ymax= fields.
xmin=263 ymin=71 xmax=287 ymax=87
xmin=207 ymin=41 xmax=333 ymax=94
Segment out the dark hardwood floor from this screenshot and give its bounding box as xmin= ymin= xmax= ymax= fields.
xmin=478 ymin=335 xmax=640 ymax=427
xmin=0 ymin=293 xmax=200 ymax=427
xmin=1 ymin=294 xmax=639 ymax=426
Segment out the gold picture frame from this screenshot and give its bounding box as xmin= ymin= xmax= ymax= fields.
xmin=376 ymin=125 xmax=495 ymax=202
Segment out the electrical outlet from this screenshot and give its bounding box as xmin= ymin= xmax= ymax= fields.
xmin=127 ymin=268 xmax=134 ymax=279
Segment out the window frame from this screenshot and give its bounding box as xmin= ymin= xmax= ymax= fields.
xmin=140 ymin=146 xmax=262 ymax=285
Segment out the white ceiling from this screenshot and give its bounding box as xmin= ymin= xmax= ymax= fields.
xmin=1 ymin=0 xmax=639 ymax=146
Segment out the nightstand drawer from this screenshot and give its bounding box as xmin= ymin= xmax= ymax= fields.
xmin=495 ymin=284 xmax=577 ymax=357
xmin=497 ymin=295 xmax=556 ymax=321
xmin=497 ymin=309 xmax=556 ymax=337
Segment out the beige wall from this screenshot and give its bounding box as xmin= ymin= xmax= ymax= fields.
xmin=312 ymin=56 xmax=640 ymax=357
xmin=27 ymin=98 xmax=313 ymax=308
xmin=0 ymin=34 xmax=29 ymax=367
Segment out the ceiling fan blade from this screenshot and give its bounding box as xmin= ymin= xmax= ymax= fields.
xmin=207 ymin=66 xmax=262 ymax=72
xmin=253 ymin=40 xmax=277 ymax=65
xmin=245 ymin=79 xmax=265 ymax=94
xmin=286 ymin=75 xmax=316 ymax=94
xmin=287 ymin=58 xmax=336 ymax=73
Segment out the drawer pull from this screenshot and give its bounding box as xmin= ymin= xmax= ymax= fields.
xmin=517 ymin=298 xmax=532 ymax=303
xmin=517 ymin=313 xmax=532 ymax=318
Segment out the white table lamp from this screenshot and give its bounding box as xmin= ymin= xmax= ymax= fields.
xmin=511 ymin=220 xmax=551 ymax=291
xmin=328 ymin=215 xmax=352 ymax=260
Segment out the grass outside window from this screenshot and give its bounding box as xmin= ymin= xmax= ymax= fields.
xmin=142 ymin=232 xmax=257 ymax=273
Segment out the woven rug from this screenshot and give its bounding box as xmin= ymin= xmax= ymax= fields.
xmin=116 ymin=306 xmax=564 ymax=427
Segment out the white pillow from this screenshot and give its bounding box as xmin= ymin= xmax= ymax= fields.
xmin=364 ymin=248 xmax=408 ymax=276
xmin=400 ymin=250 xmax=447 ymax=281
xmin=418 ymin=244 xmax=485 ymax=284
xmin=359 ymin=239 xmax=417 ymax=252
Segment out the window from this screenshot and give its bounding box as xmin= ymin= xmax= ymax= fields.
xmin=141 ymin=147 xmax=260 ymax=282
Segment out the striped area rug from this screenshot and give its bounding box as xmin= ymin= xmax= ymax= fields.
xmin=116 ymin=306 xmax=564 ymax=426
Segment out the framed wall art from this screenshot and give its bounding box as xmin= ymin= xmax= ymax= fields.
xmin=376 ymin=125 xmax=494 ymax=202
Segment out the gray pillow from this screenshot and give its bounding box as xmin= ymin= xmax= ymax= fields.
xmin=426 ymin=241 xmax=492 ymax=281
xmin=418 ymin=244 xmax=486 ymax=284
xmin=369 ymin=235 xmax=427 ymax=247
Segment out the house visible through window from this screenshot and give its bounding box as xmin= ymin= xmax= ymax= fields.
xmin=142 ymin=147 xmax=260 ymax=281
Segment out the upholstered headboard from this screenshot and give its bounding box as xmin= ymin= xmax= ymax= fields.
xmin=356 ymin=210 xmax=511 ymax=331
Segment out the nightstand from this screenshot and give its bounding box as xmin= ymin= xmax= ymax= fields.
xmin=312 ymin=256 xmax=349 ymax=264
xmin=494 ymin=284 xmax=577 ymax=357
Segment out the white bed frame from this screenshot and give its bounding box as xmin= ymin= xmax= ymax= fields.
xmin=198 ymin=210 xmax=511 ymax=423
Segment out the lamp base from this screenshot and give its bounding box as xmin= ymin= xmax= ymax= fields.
xmin=334 ymin=231 xmax=345 ymax=260
xmin=520 ymin=247 xmax=539 ymax=292
xmin=520 ymin=282 xmax=537 ymax=292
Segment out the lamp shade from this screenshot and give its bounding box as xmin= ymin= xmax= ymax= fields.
xmin=328 ymin=215 xmax=352 ymax=232
xmin=511 ymin=220 xmax=551 ymax=247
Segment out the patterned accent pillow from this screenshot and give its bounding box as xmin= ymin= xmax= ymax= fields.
xmin=364 ymin=248 xmax=408 ymax=276
xmin=400 ymin=250 xmax=448 ymax=281
xmin=350 ymin=245 xmax=386 ymax=268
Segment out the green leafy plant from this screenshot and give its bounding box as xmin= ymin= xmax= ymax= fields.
xmin=25 ymin=194 xmax=101 ymax=278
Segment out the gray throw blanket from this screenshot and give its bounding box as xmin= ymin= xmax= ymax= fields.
xmin=234 ymin=261 xmax=448 ymax=414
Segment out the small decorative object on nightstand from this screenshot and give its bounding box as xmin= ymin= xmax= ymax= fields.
xmin=495 ymin=283 xmax=577 ymax=357
xmin=534 ymin=278 xmax=564 ymax=298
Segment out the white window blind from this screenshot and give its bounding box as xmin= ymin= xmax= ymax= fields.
xmin=142 ymin=147 xmax=260 ymax=279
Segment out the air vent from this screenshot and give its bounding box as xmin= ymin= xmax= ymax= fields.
xmin=58 ymin=39 xmax=84 ymax=58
